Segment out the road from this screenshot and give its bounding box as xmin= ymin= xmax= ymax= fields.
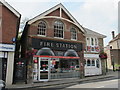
xmin=67 ymin=78 xmax=119 ymax=88
xmin=6 ymin=71 xmax=119 ymax=90
xmin=13 ymin=77 xmax=119 ymax=90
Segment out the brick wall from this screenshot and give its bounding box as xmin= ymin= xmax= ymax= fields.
xmin=29 ymin=18 xmax=85 ymax=42
xmin=0 ymin=4 xmax=2 ymax=43
xmin=1 ymin=5 xmax=19 ymax=44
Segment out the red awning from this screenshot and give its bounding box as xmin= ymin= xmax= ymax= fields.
xmin=33 ymin=55 xmax=80 ymax=59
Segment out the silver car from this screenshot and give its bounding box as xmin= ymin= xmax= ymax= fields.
xmin=0 ymin=80 xmax=5 ymax=90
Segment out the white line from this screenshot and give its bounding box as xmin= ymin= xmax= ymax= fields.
xmin=96 ymin=86 xmax=105 ymax=88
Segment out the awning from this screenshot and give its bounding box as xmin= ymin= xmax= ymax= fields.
xmin=33 ymin=55 xmax=80 ymax=59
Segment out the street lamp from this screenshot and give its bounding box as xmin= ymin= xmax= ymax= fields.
xmin=111 ymin=55 xmax=115 ymax=72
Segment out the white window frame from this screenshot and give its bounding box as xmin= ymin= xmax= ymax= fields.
xmin=54 ymin=20 xmax=64 ymax=39
xmin=70 ymin=28 xmax=77 ymax=41
xmin=37 ymin=21 xmax=47 ymax=36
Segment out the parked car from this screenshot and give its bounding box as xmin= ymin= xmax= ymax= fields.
xmin=0 ymin=80 xmax=5 ymax=90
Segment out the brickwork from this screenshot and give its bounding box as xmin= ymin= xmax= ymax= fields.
xmin=1 ymin=5 xmax=19 ymax=44
xmin=46 ymin=8 xmax=60 ymax=17
xmin=29 ymin=18 xmax=85 ymax=42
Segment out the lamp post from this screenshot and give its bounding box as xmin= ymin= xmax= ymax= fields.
xmin=111 ymin=55 xmax=115 ymax=72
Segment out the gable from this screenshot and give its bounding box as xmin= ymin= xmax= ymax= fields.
xmin=46 ymin=8 xmax=60 ymax=17
xmin=61 ymin=9 xmax=74 ymax=22
xmin=28 ymin=3 xmax=85 ymax=33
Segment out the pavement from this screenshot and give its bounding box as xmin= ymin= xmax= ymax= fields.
xmin=6 ymin=71 xmax=119 ymax=89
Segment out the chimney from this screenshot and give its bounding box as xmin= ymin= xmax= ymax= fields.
xmin=112 ymin=31 xmax=115 ymax=39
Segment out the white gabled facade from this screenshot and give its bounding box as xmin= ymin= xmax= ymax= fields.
xmin=84 ymin=28 xmax=106 ymax=76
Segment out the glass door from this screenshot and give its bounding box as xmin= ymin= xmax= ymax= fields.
xmin=39 ymin=57 xmax=50 ymax=81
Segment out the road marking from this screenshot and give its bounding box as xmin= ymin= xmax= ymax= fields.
xmin=96 ymin=86 xmax=105 ymax=88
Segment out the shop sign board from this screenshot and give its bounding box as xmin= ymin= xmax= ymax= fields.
xmin=32 ymin=38 xmax=82 ymax=51
xmin=0 ymin=44 xmax=15 ymax=51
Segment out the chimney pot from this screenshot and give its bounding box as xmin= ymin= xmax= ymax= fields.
xmin=112 ymin=31 xmax=115 ymax=39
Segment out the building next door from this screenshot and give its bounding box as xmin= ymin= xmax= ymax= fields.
xmin=38 ymin=57 xmax=50 ymax=81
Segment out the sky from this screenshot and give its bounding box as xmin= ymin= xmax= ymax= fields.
xmin=5 ymin=0 xmax=119 ymax=46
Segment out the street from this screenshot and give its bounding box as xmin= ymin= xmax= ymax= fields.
xmin=67 ymin=78 xmax=119 ymax=88
xmin=9 ymin=75 xmax=119 ymax=90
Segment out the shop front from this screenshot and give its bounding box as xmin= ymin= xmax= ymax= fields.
xmin=31 ymin=38 xmax=82 ymax=81
xmin=0 ymin=44 xmax=15 ymax=84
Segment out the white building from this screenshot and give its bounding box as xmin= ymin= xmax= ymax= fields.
xmin=84 ymin=28 xmax=106 ymax=76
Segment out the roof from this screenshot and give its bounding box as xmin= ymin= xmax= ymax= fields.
xmin=84 ymin=27 xmax=106 ymax=38
xmin=0 ymin=0 xmax=20 ymax=17
xmin=27 ymin=3 xmax=85 ymax=33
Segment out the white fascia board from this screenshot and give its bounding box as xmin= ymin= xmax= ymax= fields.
xmin=84 ymin=54 xmax=99 ymax=58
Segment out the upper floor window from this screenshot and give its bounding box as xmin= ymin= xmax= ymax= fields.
xmin=37 ymin=21 xmax=46 ymax=36
xmin=91 ymin=38 xmax=94 ymax=45
xmin=70 ymin=28 xmax=77 ymax=40
xmin=54 ymin=20 xmax=64 ymax=38
xmin=86 ymin=37 xmax=90 ymax=45
xmin=95 ymin=38 xmax=98 ymax=45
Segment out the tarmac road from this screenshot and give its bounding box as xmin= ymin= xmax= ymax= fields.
xmin=10 ymin=75 xmax=119 ymax=90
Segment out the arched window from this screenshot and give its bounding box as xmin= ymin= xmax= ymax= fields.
xmin=86 ymin=37 xmax=90 ymax=45
xmin=54 ymin=20 xmax=64 ymax=38
xmin=92 ymin=60 xmax=95 ymax=66
xmin=95 ymin=38 xmax=98 ymax=45
xmin=87 ymin=59 xmax=91 ymax=66
xmin=37 ymin=21 xmax=46 ymax=36
xmin=71 ymin=28 xmax=77 ymax=40
xmin=91 ymin=38 xmax=94 ymax=45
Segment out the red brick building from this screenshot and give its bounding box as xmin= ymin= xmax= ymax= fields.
xmin=21 ymin=3 xmax=85 ymax=83
xmin=0 ymin=0 xmax=21 ymax=85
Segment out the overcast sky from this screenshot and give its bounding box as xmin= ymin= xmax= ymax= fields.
xmin=6 ymin=0 xmax=119 ymax=46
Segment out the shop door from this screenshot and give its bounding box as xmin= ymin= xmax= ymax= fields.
xmin=2 ymin=58 xmax=7 ymax=81
xmin=39 ymin=58 xmax=50 ymax=81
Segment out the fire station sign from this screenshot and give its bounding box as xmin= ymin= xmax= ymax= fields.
xmin=32 ymin=38 xmax=83 ymax=51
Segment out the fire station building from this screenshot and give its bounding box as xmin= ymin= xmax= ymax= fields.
xmin=20 ymin=3 xmax=85 ymax=82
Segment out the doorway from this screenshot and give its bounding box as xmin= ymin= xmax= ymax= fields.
xmin=38 ymin=57 xmax=50 ymax=81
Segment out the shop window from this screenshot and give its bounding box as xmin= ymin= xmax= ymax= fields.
xmin=92 ymin=60 xmax=95 ymax=66
xmin=37 ymin=21 xmax=46 ymax=36
xmin=96 ymin=59 xmax=100 ymax=68
xmin=54 ymin=20 xmax=64 ymax=38
xmin=87 ymin=59 xmax=91 ymax=66
xmin=70 ymin=28 xmax=77 ymax=40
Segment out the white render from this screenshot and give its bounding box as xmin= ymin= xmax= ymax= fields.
xmin=84 ymin=27 xmax=105 ymax=76
xmin=5 ymin=52 xmax=14 ymax=85
xmin=84 ymin=58 xmax=102 ymax=76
